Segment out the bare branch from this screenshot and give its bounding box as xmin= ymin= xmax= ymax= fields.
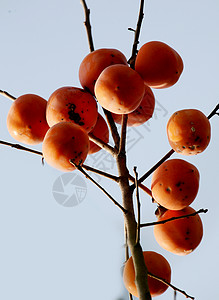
xmin=148 ymin=272 xmax=194 ymax=299
xmin=0 ymin=140 xmax=43 ymax=156
xmin=118 ymin=114 xmax=128 ymax=156
xmin=0 ymin=89 xmax=16 ymax=101
xmin=128 ymin=0 xmax=145 ymax=68
xmin=103 ymin=108 xmax=121 ymax=150
xmin=80 ymin=0 xmax=94 ymax=52
xmin=137 ymin=149 xmax=175 ymax=185
xmin=134 ymin=167 xmax=141 ymax=245
xmin=70 ymin=160 xmax=127 ymax=214
xmin=207 ymin=103 xmax=219 ymax=119
xmin=82 ymin=163 xmax=119 ymax=182
xmin=140 ymin=208 xmax=208 ymax=228
xmin=88 ymin=132 xmax=117 ymax=156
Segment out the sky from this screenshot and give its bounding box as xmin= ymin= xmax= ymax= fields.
xmin=0 ymin=0 xmax=219 ymax=300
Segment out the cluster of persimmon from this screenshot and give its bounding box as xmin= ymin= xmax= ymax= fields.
xmin=5 ymin=40 xmax=211 ymax=298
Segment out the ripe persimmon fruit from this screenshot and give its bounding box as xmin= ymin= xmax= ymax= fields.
xmin=94 ymin=64 xmax=145 ymax=114
xmin=123 ymin=251 xmax=171 ymax=298
xmin=151 ymin=159 xmax=200 ymax=210
xmin=135 ymin=41 xmax=183 ymax=89
xmin=154 ymin=206 xmax=203 ymax=255
xmin=111 ymin=84 xmax=155 ymax=126
xmin=88 ymin=113 xmax=109 ymax=154
xmin=46 ymin=86 xmax=98 ymax=132
xmin=167 ymin=109 xmax=211 ymax=155
xmin=42 ymin=122 xmax=89 ymax=172
xmin=79 ymin=48 xmax=128 ymax=95
xmin=7 ymin=94 xmax=49 ymax=145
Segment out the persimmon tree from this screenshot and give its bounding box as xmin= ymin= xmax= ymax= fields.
xmin=0 ymin=1 xmax=219 ymax=300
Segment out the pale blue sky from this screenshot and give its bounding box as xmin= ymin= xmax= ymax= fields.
xmin=0 ymin=1 xmax=219 ymax=300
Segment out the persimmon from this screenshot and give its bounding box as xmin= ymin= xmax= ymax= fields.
xmin=42 ymin=122 xmax=89 ymax=172
xmin=151 ymin=159 xmax=200 ymax=210
xmin=7 ymin=94 xmax=49 ymax=145
xmin=111 ymin=84 xmax=155 ymax=127
xmin=123 ymin=251 xmax=171 ymax=298
xmin=88 ymin=113 xmax=109 ymax=154
xmin=167 ymin=109 xmax=211 ymax=155
xmin=46 ymin=86 xmax=98 ymax=132
xmin=135 ymin=41 xmax=183 ymax=89
xmin=79 ymin=48 xmax=128 ymax=95
xmin=94 ymin=64 xmax=145 ymax=114
xmin=153 ymin=206 xmax=203 ymax=255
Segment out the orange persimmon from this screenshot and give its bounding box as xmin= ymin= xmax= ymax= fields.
xmin=123 ymin=251 xmax=171 ymax=298
xmin=135 ymin=41 xmax=183 ymax=89
xmin=111 ymin=84 xmax=155 ymax=126
xmin=46 ymin=86 xmax=98 ymax=132
xmin=79 ymin=48 xmax=128 ymax=95
xmin=167 ymin=109 xmax=211 ymax=155
xmin=94 ymin=64 xmax=145 ymax=114
xmin=7 ymin=94 xmax=49 ymax=145
xmin=154 ymin=206 xmax=203 ymax=255
xmin=151 ymin=159 xmax=200 ymax=210
xmin=42 ymin=122 xmax=89 ymax=172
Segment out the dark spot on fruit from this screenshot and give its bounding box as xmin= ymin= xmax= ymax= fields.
xmin=195 ymin=136 xmax=200 ymax=142
xmin=182 ymin=146 xmax=186 ymax=149
xmin=111 ymin=54 xmax=115 ymax=57
xmin=67 ymin=103 xmax=85 ymax=126
xmin=166 ymin=187 xmax=171 ymax=192
xmin=188 ymin=145 xmax=195 ymax=150
xmin=176 ymin=181 xmax=182 ymax=187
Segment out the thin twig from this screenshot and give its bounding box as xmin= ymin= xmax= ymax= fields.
xmin=118 ymin=114 xmax=128 ymax=156
xmin=0 ymin=89 xmax=16 ymax=101
xmin=80 ymin=0 xmax=94 ymax=52
xmin=207 ymin=103 xmax=219 ymax=119
xmin=128 ymin=0 xmax=145 ymax=68
xmin=82 ymin=164 xmax=119 ymax=182
xmin=134 ymin=167 xmax=141 ymax=245
xmin=103 ymin=108 xmax=121 ymax=150
xmin=88 ymin=132 xmax=117 ymax=156
xmin=137 ymin=149 xmax=175 ymax=185
xmin=0 ymin=140 xmax=43 ymax=156
xmin=140 ymin=208 xmax=208 ymax=228
xmin=148 ymin=272 xmax=194 ymax=299
xmin=129 ymin=174 xmax=152 ymax=196
xmin=70 ymin=160 xmax=127 ymax=214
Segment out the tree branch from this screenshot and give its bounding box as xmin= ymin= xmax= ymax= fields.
xmin=103 ymin=108 xmax=121 ymax=150
xmin=118 ymin=114 xmax=128 ymax=156
xmin=128 ymin=0 xmax=145 ymax=69
xmin=82 ymin=163 xmax=119 ymax=182
xmin=137 ymin=149 xmax=175 ymax=185
xmin=0 ymin=140 xmax=43 ymax=156
xmin=0 ymin=89 xmax=16 ymax=101
xmin=140 ymin=208 xmax=208 ymax=228
xmin=70 ymin=160 xmax=127 ymax=214
xmin=207 ymin=103 xmax=219 ymax=119
xmin=134 ymin=167 xmax=141 ymax=245
xmin=80 ymin=0 xmax=94 ymax=52
xmin=148 ymin=272 xmax=194 ymax=299
xmin=88 ymin=132 xmax=117 ymax=156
